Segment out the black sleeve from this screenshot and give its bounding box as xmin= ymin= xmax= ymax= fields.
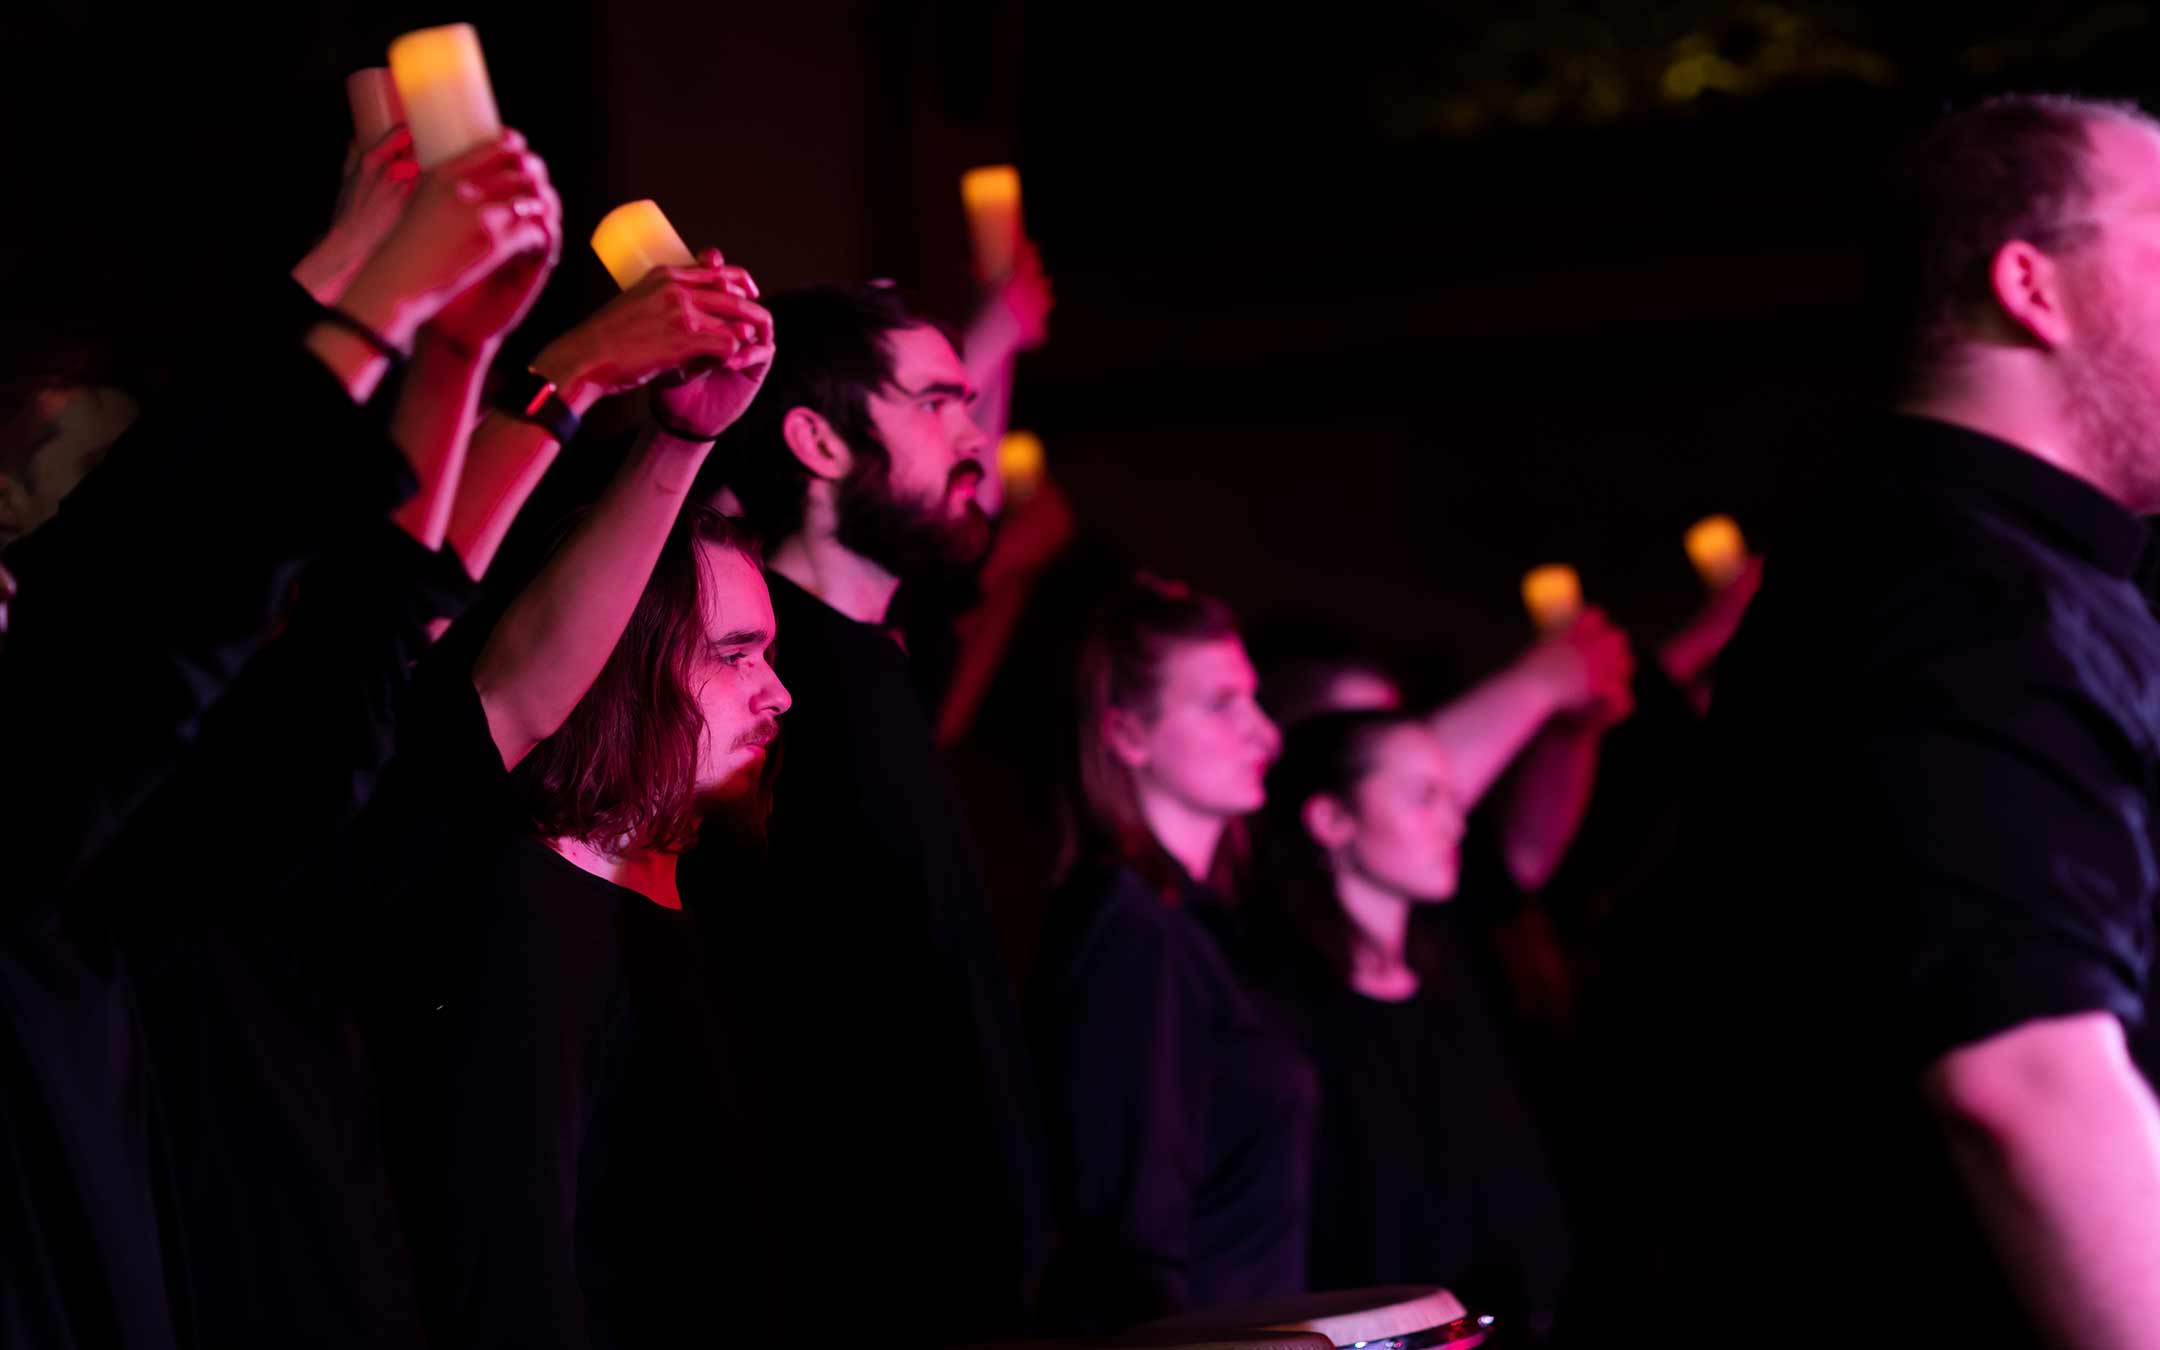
xmin=0 ymin=296 xmax=416 ymax=914
xmin=1863 ymin=672 xmax=2154 ymax=1066
xmin=83 ymin=526 xmax=478 ymax=941
xmin=1040 ymin=890 xmax=1209 ymax=1324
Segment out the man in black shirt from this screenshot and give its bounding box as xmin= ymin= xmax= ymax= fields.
xmin=698 ymin=284 xmax=1048 ymax=1342
xmin=1659 ymin=95 xmax=2160 ymax=1347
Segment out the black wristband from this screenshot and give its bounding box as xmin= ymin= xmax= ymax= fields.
xmin=649 ymin=387 xmax=720 ymax=444
xmin=317 ymin=306 xmax=407 ymax=368
xmin=496 ymin=373 xmax=582 ymax=446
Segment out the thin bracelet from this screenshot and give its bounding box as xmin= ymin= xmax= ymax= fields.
xmin=649 ymin=388 xmax=719 ymax=443
xmin=317 ymin=307 xmax=408 ymax=369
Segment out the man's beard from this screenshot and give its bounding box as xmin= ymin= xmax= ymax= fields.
xmin=2062 ymin=271 xmax=2160 ymax=512
xmin=833 ymin=443 xmax=992 ymax=583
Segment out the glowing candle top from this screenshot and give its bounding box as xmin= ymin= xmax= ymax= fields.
xmin=1685 ymin=514 xmax=1748 ymax=590
xmin=961 ymin=164 xmax=1024 ymax=283
xmin=388 ymin=24 xmax=502 ymax=169
xmin=1522 ymin=564 xmax=1583 ymax=634
xmin=591 ymin=200 xmax=696 ymax=291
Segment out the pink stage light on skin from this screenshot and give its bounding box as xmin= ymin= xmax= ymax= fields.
xmin=346 ymin=68 xmax=405 ymax=144
xmin=1522 ymin=564 xmax=1582 ymax=635
xmin=388 ymin=24 xmax=502 ymax=169
xmin=590 ymin=200 xmax=696 ymax=291
xmin=961 ymin=165 xmax=1023 ymax=283
xmin=1685 ymin=514 xmax=1748 ymax=591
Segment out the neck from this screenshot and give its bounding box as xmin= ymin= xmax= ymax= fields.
xmin=1900 ymin=381 xmax=2137 ymax=509
xmin=547 ymin=835 xmax=683 ymax=910
xmin=1135 ymin=787 xmax=1229 ymax=887
xmin=1335 ymin=864 xmax=1418 ymax=1000
xmin=769 ymin=529 xmax=903 ymax=627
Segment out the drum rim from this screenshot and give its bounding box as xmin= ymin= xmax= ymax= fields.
xmin=1330 ymin=1313 xmax=1493 ymax=1350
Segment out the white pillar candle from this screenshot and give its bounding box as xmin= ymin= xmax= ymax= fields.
xmin=388 ymin=24 xmax=502 ymax=170
xmin=346 ymin=68 xmax=404 ymax=145
xmin=998 ymin=430 xmax=1046 ymax=504
xmin=961 ymin=165 xmax=1023 ymax=283
xmin=1522 ymin=564 xmax=1583 ymax=635
xmin=1685 ymin=514 xmax=1748 ymax=591
xmin=591 ymin=200 xmax=696 ymax=291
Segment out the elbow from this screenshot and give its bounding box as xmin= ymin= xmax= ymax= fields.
xmin=1923 ymin=1012 xmax=2145 ymax=1161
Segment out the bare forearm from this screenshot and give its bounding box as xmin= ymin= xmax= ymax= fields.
xmin=1498 ymin=716 xmax=1605 ymax=892
xmin=387 ymin=338 xmax=494 ymax=551
xmin=1932 ymin=1016 xmax=2160 ymax=1349
xmin=472 ymin=427 xmax=712 ymax=767
xmin=1426 ymin=658 xmax=1567 ymax=811
xmin=445 ymin=403 xmax=588 ymax=582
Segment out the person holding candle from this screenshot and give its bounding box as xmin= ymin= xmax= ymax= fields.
xmin=1249 ymin=709 xmax=1572 ymax=1343
xmin=696 ymin=283 xmax=1048 ymax=1342
xmin=0 ymin=113 xmax=567 ymax=1350
xmin=361 ymin=253 xmax=784 ymax=1350
xmin=1650 ymin=94 xmax=2160 ymax=1348
xmin=1029 ymin=573 xmax=1318 ymax=1332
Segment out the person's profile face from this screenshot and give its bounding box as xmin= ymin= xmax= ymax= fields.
xmin=1339 ymin=725 xmax=1465 ymax=904
xmin=688 ymin=543 xmax=790 ymax=805
xmin=1122 ymin=636 xmax=1282 ymax=821
xmin=861 ymin=325 xmax=988 ymax=531
xmin=2048 ymin=117 xmax=2160 ymax=510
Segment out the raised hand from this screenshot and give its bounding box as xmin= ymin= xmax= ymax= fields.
xmin=531 ymin=248 xmax=775 ymax=436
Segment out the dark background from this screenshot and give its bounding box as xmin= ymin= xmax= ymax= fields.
xmin=7 ymin=0 xmax=2160 ymax=687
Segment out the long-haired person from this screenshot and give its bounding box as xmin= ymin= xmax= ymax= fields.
xmin=363 ymin=254 xmax=789 ymax=1348
xmin=1029 ymin=574 xmax=1316 ymax=1332
xmin=1255 ymin=710 xmax=1570 ymax=1342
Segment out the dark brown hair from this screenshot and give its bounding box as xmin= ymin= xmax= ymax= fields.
xmin=1061 ymin=573 xmax=1250 ymax=898
xmin=702 ymin=283 xmax=955 ymax=546
xmin=514 ymin=504 xmax=763 ymax=853
xmin=1878 ymin=93 xmax=2150 ymax=384
xmin=1255 ymin=709 xmax=1440 ymax=983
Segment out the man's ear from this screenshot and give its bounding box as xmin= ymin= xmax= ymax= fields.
xmin=1302 ymin=792 xmax=1358 ymax=851
xmin=1988 ymin=239 xmax=2076 ymax=349
xmin=781 ymin=407 xmax=851 ymax=482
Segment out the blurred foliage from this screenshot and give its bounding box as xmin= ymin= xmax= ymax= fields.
xmin=1368 ymin=1 xmax=2155 ymax=137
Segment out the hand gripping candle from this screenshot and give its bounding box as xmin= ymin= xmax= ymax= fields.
xmin=1684 ymin=514 xmax=1748 ymax=591
xmin=591 ymin=200 xmax=697 ymax=291
xmin=388 ymin=24 xmax=502 ymax=169
xmin=961 ymin=165 xmax=1023 ymax=284
xmin=1522 ymin=564 xmax=1583 ymax=635
xmin=346 ymin=68 xmax=405 ymax=145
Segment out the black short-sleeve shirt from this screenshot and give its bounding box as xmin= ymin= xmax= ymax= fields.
xmin=1029 ymin=863 xmax=1318 ymax=1331
xmin=1657 ymin=415 xmax=2160 ymax=1345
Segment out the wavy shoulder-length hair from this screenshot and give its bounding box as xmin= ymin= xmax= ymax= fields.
xmin=515 ymin=504 xmax=762 ymax=853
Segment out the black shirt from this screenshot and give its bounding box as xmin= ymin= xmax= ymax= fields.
xmin=1030 ymin=863 xmax=1318 ymax=1331
xmin=1657 ymin=415 xmax=2160 ymax=1346
xmin=1258 ymin=904 xmax=1569 ymax=1338
xmin=682 ymin=571 xmax=1048 ymax=1344
xmin=369 ymin=671 xmax=774 ymax=1350
xmin=0 ymin=290 xmax=415 ymax=1350
xmin=92 ymin=527 xmax=472 ymax=1349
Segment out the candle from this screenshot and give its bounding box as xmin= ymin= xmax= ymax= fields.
xmin=961 ymin=165 xmax=1023 ymax=283
xmin=388 ymin=23 xmax=501 ymax=170
xmin=346 ymin=68 xmax=405 ymax=145
xmin=591 ymin=200 xmax=696 ymax=291
xmin=998 ymin=430 xmax=1046 ymax=504
xmin=1685 ymin=514 xmax=1748 ymax=590
xmin=1522 ymin=564 xmax=1582 ymax=635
